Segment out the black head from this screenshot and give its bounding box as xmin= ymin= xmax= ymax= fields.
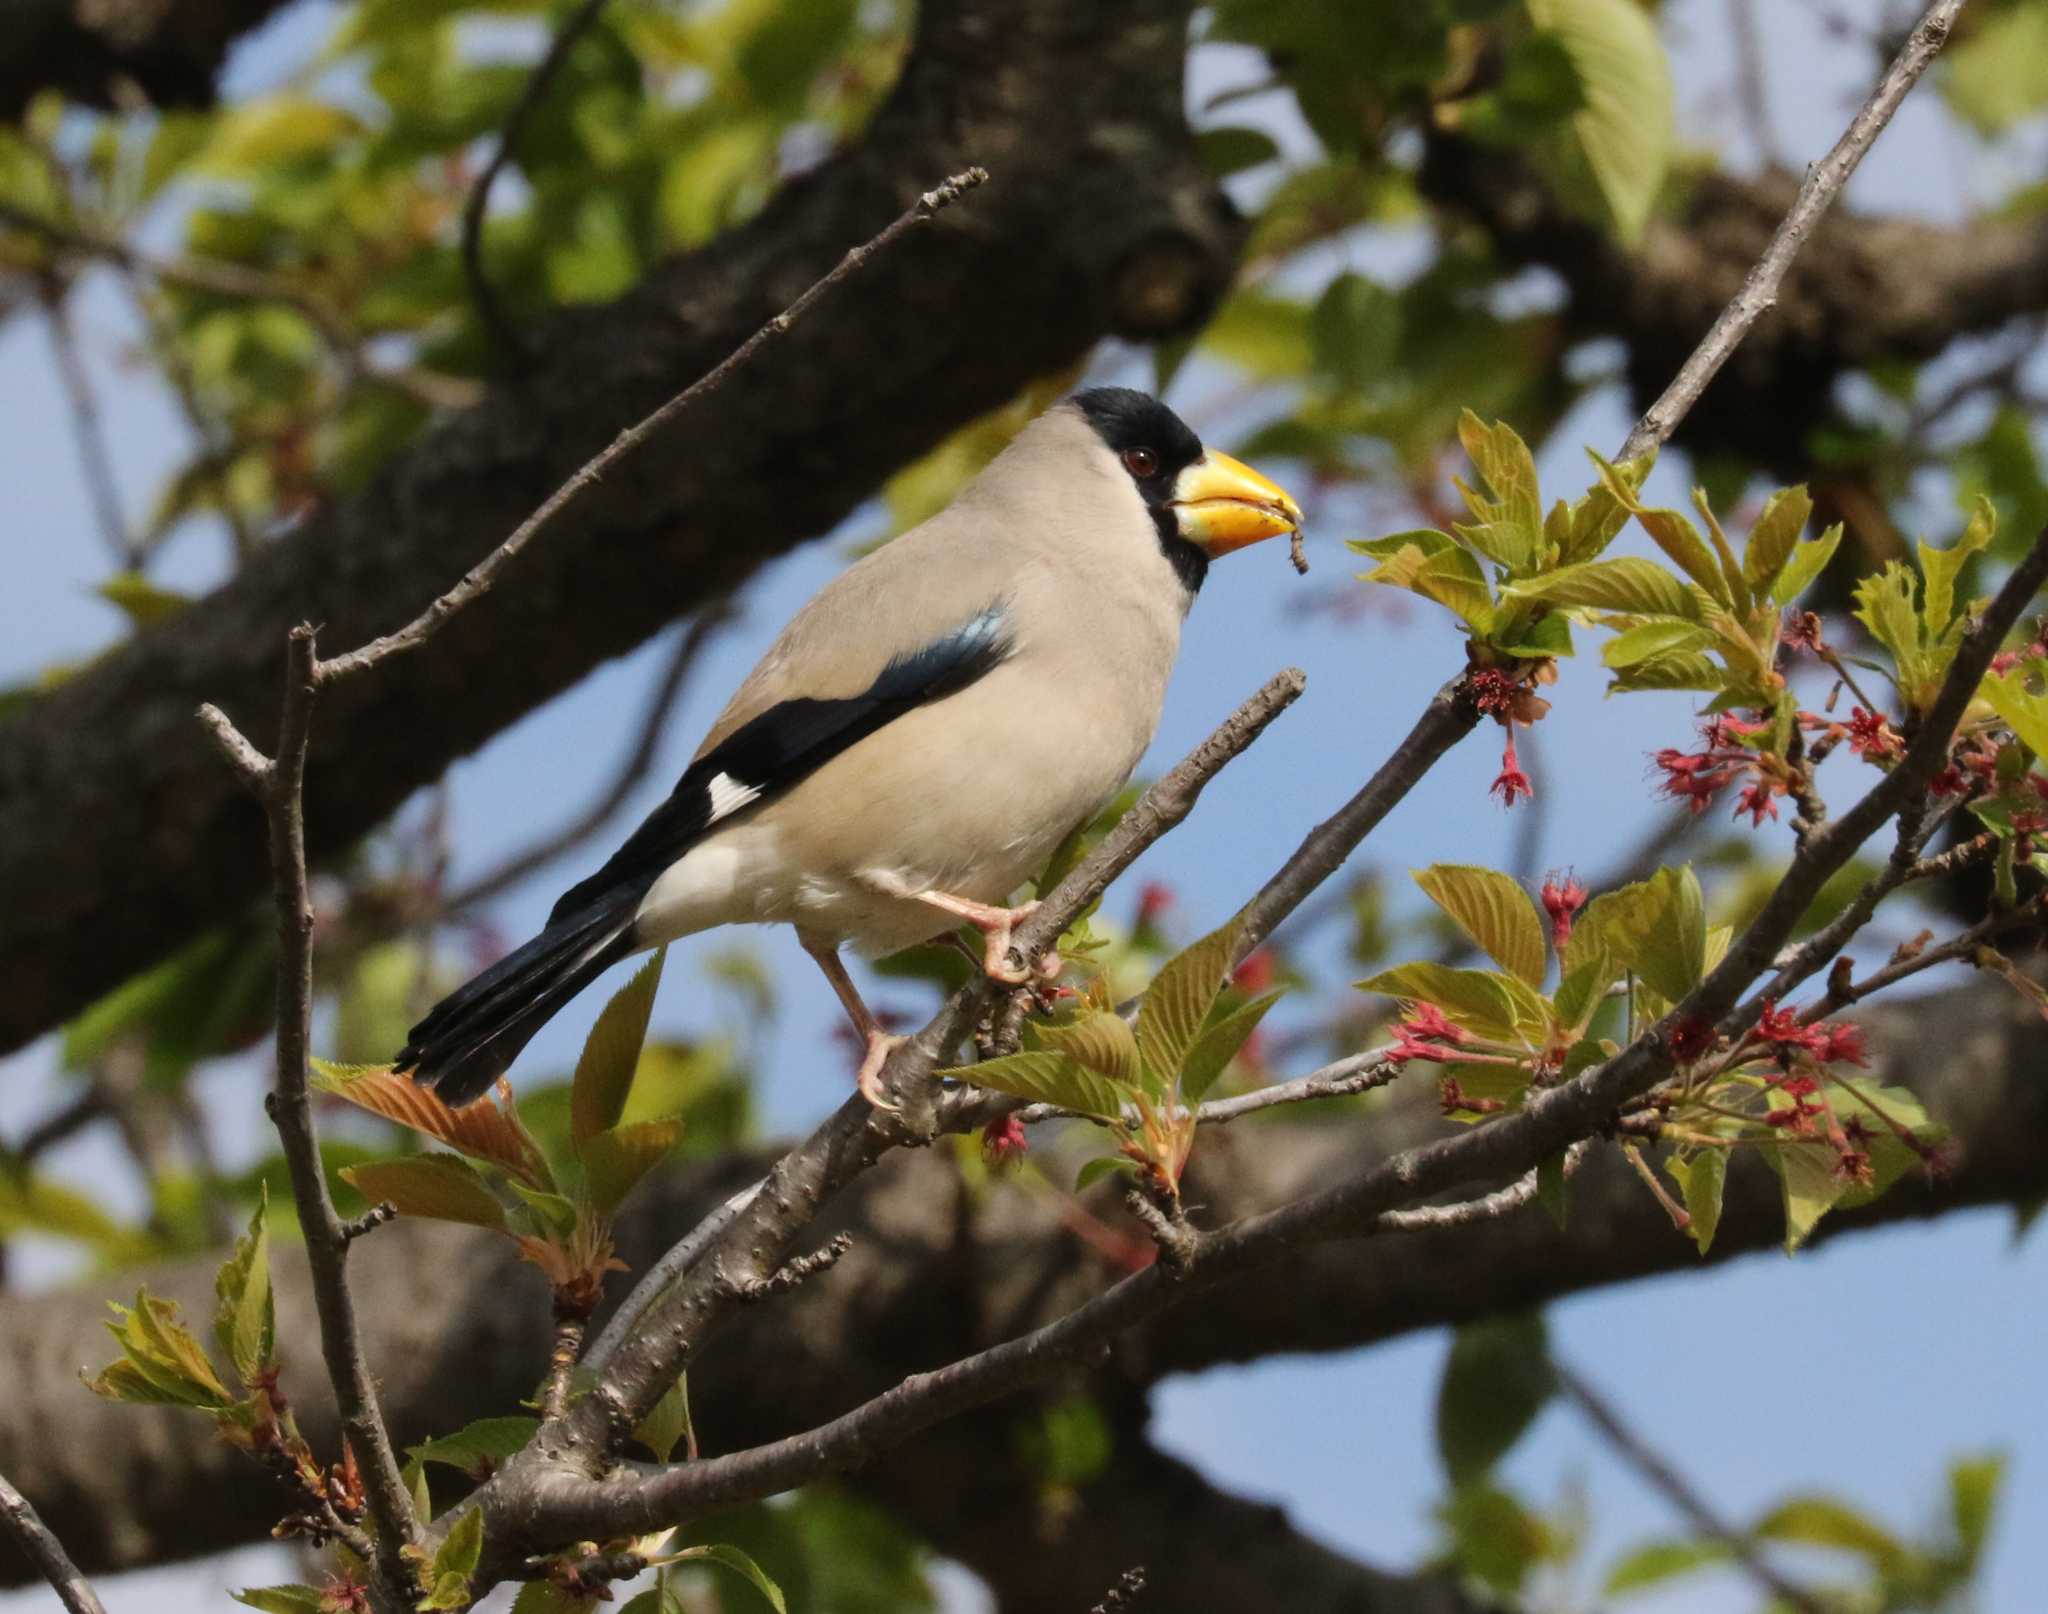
xmin=1072 ymin=387 xmax=1211 ymax=592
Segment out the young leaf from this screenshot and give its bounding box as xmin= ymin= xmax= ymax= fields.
xmin=1920 ymin=494 xmax=1995 ymax=638
xmin=1590 ymin=454 xmax=1731 ymax=602
xmin=1030 ymin=1009 xmax=1141 ymax=1084
xmin=1503 ymin=555 xmax=1698 ymax=619
xmin=1770 ymin=523 xmax=1842 ymax=604
xmin=1075 ymin=1155 xmax=1140 ymax=1192
xmin=573 ymin=949 xmax=666 ymax=1151
xmin=1852 ymin=562 xmax=1926 ymax=693
xmin=581 ymin=1118 xmax=684 ymax=1217
xmin=1603 ymin=1539 xmax=1731 ymax=1596
xmin=1601 ymin=620 xmax=1713 ymax=669
xmin=408 ymin=1416 xmax=540 ymax=1480
xmin=1608 ymin=650 xmax=1724 ymax=694
xmin=1690 ymin=488 xmax=1751 ymax=613
xmin=420 ymin=1506 xmax=486 ymax=1611
xmin=1631 ymin=866 xmax=1705 ymax=1006
xmin=1752 ymin=1497 xmax=1907 ymax=1569
xmin=1743 ymin=485 xmax=1813 ymax=597
xmin=340 ymin=1154 xmax=509 ymax=1232
xmin=1950 ymin=1453 xmax=2005 ymax=1565
xmin=1357 ymin=962 xmax=1533 ymax=1044
xmin=87 ymin=1291 xmax=234 ymax=1409
xmin=230 ymin=1588 xmax=327 ymax=1614
xmin=1179 ymin=989 xmax=1283 ymax=1107
xmin=510 ymin=1583 xmax=602 ymax=1614
xmin=1980 ymin=667 xmax=2048 ymax=758
xmin=665 ymin=1544 xmax=788 ymax=1614
xmin=1434 ymin=1313 xmax=1555 ymax=1485
xmin=1136 ymin=922 xmax=1241 ymax=1087
xmin=1353 ymin=530 xmax=1495 ymax=633
xmin=635 ymin=1371 xmax=696 ymax=1463
xmin=312 ymin=1061 xmax=554 ymax=1191
xmin=945 ymin=1051 xmax=1126 ymax=1122
xmin=1766 ymin=1137 xmax=1846 ymax=1253
xmin=1413 ymin=865 xmax=1548 ymax=987
xmin=1663 ymin=1150 xmax=1725 ymax=1254
xmin=213 ymin=1186 xmax=275 ymax=1386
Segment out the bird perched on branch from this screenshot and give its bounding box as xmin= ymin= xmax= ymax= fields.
xmin=396 ymin=388 xmax=1302 ymax=1106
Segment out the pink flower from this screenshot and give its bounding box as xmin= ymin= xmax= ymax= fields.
xmin=1540 ymin=872 xmax=1587 ymax=952
xmin=1491 ymin=733 xmax=1533 ymax=807
xmin=980 ymin=1113 xmax=1028 ymax=1170
xmin=1845 ymin=707 xmax=1902 ymax=763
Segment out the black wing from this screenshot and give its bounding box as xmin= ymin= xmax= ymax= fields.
xmin=546 ymin=601 xmax=1014 ymax=924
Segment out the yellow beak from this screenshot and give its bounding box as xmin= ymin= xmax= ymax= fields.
xmin=1169 ymin=451 xmax=1304 ymax=557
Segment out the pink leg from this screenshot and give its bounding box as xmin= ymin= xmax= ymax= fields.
xmin=801 ymin=934 xmax=905 ymax=1108
xmin=909 ymin=891 xmax=1061 ymax=985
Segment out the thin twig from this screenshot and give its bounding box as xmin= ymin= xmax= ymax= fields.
xmin=461 ymin=0 xmax=614 ymax=362
xmin=197 ymin=629 xmax=419 ymax=1603
xmin=1805 ymin=901 xmax=2045 ymax=1019
xmin=584 ymin=1183 xmax=760 ymax=1375
xmin=1726 ymin=0 xmax=1786 ymax=168
xmin=1373 ymin=1139 xmax=1589 ymax=1233
xmin=0 ymin=1468 xmax=109 ymax=1614
xmin=0 ymin=198 xmax=476 ymax=412
xmin=1554 ymin=1359 xmax=1827 ymax=1614
xmin=440 ymin=604 xmax=730 ymax=914
xmin=40 ymin=291 xmax=134 ymax=569
xmin=1619 ymin=0 xmax=1969 ymax=460
xmin=318 ymin=169 xmax=990 ymax=684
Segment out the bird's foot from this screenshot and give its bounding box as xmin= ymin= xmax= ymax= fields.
xmin=856 ymin=1030 xmax=910 ymax=1109
xmin=977 ymin=900 xmax=1041 ymax=984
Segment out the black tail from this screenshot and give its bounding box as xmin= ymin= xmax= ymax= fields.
xmin=395 ymin=898 xmax=638 ymax=1106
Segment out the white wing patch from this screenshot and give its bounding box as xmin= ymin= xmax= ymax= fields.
xmin=706 ymin=771 xmax=763 ymax=822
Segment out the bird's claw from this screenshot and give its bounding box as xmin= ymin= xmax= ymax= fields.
xmin=856 ymin=1030 xmax=910 ymax=1110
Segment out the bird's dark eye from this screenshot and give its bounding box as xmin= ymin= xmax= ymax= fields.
xmin=1122 ymin=446 xmax=1159 ymax=479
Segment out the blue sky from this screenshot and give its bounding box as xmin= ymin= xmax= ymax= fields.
xmin=3 ymin=3 xmax=2045 ymax=1610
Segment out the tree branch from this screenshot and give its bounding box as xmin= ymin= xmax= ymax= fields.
xmin=1619 ymin=0 xmax=1966 ymax=461
xmin=0 ymin=1469 xmax=106 ymax=1614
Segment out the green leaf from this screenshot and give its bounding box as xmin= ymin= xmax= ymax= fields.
xmin=1180 ymin=990 xmax=1283 ymax=1106
xmin=1772 ymin=523 xmax=1843 ymax=605
xmin=1950 ymin=1453 xmax=2005 ymax=1565
xmin=1357 ymin=962 xmax=1528 ymax=1044
xmin=1941 ymin=1 xmax=2048 ymax=136
xmin=1753 ymin=1496 xmax=1906 ymax=1570
xmin=1922 ymin=495 xmax=1995 ymax=638
xmin=1074 ymin=1155 xmax=1139 ymax=1192
xmin=1198 ymin=125 xmax=1281 ymax=177
xmin=666 ymin=1544 xmax=787 ymax=1613
xmin=1311 ymin=272 xmax=1403 ymax=391
xmin=231 ymin=1587 xmax=327 ymax=1614
xmin=945 ymin=1052 xmax=1125 ymax=1121
xmin=1353 ymin=529 xmax=1495 ymax=633
xmin=573 ymin=949 xmax=666 ymax=1151
xmin=1743 ymin=486 xmax=1813 ymax=597
xmin=1452 ymin=411 xmax=1543 ymax=572
xmin=1853 ymin=560 xmax=1925 ymax=675
xmin=635 ymin=1371 xmax=695 ymax=1463
xmin=1136 ymin=922 xmax=1241 ymax=1088
xmin=1632 ymin=866 xmax=1706 ymax=1006
xmin=198 ymin=93 xmax=358 ymax=171
xmin=581 ymin=1118 xmax=683 ymax=1217
xmin=408 ymin=1416 xmax=540 ymax=1480
xmin=1663 ymin=1150 xmax=1726 ymax=1254
xmin=1489 ymin=608 xmax=1575 ymax=660
xmin=422 ymin=1507 xmax=486 ymax=1609
xmin=1601 ymin=620 xmax=1713 ymax=668
xmin=507 ymin=1180 xmax=580 ymax=1239
xmin=340 ymin=1155 xmax=508 ymax=1232
xmin=1766 ymin=1137 xmax=1846 ymax=1254
xmin=213 ymin=1186 xmax=274 ymax=1386
xmin=1983 ymin=663 xmax=2048 ymax=757
xmin=1201 ymin=290 xmax=1312 ymax=379
xmin=1504 ymin=555 xmax=1698 ymax=619
xmin=1603 ymin=1539 xmax=1730 ymax=1596
xmin=0 ymin=1169 xmax=143 ymax=1256
xmin=1608 ymin=648 xmax=1725 ymax=694
xmin=87 ymin=1291 xmax=233 ymax=1409
xmin=510 ymin=1584 xmax=601 ymax=1614
xmin=1435 ymin=1314 xmax=1555 ymax=1485
xmin=1413 ymin=865 xmax=1548 ymax=986
xmin=1527 ymin=0 xmax=1674 ymax=245
xmin=1030 ymin=1009 xmax=1141 ymax=1084
xmin=96 ymin=572 xmax=191 ymax=628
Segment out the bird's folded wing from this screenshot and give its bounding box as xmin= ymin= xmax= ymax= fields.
xmin=545 ymin=600 xmax=1013 ymax=924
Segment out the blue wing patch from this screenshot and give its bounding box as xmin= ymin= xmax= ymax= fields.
xmin=545 ymin=601 xmax=1015 ymax=924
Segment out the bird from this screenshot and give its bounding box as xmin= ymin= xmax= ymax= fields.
xmin=394 ymin=387 xmax=1302 ymax=1107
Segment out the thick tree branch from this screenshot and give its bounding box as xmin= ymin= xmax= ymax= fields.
xmin=0 ymin=0 xmax=293 ymax=119
xmin=1618 ymin=0 xmax=1967 ymax=461
xmin=0 ymin=0 xmax=1241 ymax=1052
